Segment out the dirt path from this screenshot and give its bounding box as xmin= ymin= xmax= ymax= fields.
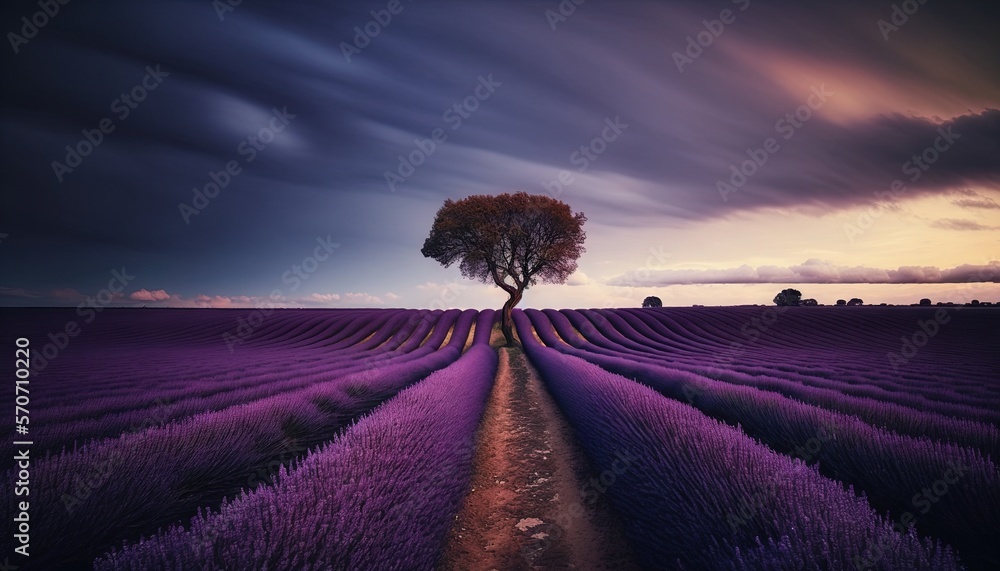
xmin=438 ymin=347 xmax=638 ymax=570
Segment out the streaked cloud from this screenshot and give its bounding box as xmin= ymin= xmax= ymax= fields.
xmin=608 ymin=260 xmax=1000 ymax=286
xmin=950 ymin=189 xmax=1000 ymax=210
xmin=928 ymin=219 xmax=998 ymax=231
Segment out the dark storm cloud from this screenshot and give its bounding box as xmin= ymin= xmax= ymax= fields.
xmin=712 ymin=109 xmax=1000 ymax=212
xmin=1 ymin=0 xmax=998 ymax=301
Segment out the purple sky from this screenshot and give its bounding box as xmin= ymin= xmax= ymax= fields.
xmin=1 ymin=0 xmax=998 ymax=309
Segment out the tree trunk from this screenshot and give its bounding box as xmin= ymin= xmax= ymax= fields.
xmin=501 ymin=289 xmax=523 ymax=346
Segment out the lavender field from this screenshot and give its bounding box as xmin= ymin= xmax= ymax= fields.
xmin=1 ymin=305 xmax=997 ymax=570
xmin=6 ymin=0 xmax=999 ymax=568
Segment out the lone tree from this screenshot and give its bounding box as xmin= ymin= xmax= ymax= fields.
xmin=642 ymin=296 xmax=662 ymax=308
xmin=773 ymin=288 xmax=802 ymax=307
xmin=421 ymin=192 xmax=586 ymax=345
xmin=847 ymin=298 xmax=864 ymax=306
xmin=919 ymin=298 xmax=931 ymax=306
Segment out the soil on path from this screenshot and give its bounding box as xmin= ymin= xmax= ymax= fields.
xmin=438 ymin=347 xmax=638 ymax=570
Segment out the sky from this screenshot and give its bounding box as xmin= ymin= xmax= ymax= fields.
xmin=1 ymin=0 xmax=998 ymax=309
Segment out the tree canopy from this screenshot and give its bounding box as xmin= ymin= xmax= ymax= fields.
xmin=773 ymin=288 xmax=802 ymax=307
xmin=642 ymin=296 xmax=662 ymax=308
xmin=421 ymin=192 xmax=586 ymax=345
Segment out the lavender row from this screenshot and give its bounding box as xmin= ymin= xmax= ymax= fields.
xmin=529 ymin=310 xmax=1000 ymax=567
xmin=617 ymin=307 xmax=998 ymax=403
xmin=27 ymin=309 xmax=408 ymax=406
xmin=0 ymin=309 xmax=476 ymax=569
xmin=96 ymin=310 xmax=498 ymax=571
xmin=20 ymin=309 xmax=413 ymax=418
xmin=571 ymin=309 xmax=999 ymax=422
xmin=636 ymin=308 xmax=1000 ymax=399
xmin=537 ymin=309 xmax=999 ymax=455
xmin=548 ymin=308 xmax=1000 ymax=452
xmin=536 ymin=308 xmax=999 ymax=456
xmin=514 ymin=311 xmax=964 ymax=570
xmin=531 ymin=310 xmax=999 ymax=567
xmin=18 ymin=309 xmax=398 ymax=402
xmin=4 ymin=310 xmax=459 ymax=453
xmin=611 ymin=308 xmax=1000 ymax=409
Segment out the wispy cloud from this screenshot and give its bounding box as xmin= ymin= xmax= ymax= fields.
xmin=950 ymin=189 xmax=1000 ymax=210
xmin=129 ymin=288 xmax=172 ymax=301
xmin=929 ymin=218 xmax=998 ymax=231
xmin=304 ymin=293 xmax=341 ymax=303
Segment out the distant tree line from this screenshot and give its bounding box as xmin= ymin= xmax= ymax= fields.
xmin=775 ymin=289 xmax=862 ymax=307
xmin=776 ymin=293 xmax=995 ymax=307
xmin=638 ymin=290 xmax=995 ymax=309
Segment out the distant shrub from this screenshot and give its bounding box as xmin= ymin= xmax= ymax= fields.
xmin=773 ymin=288 xmax=802 ymax=306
